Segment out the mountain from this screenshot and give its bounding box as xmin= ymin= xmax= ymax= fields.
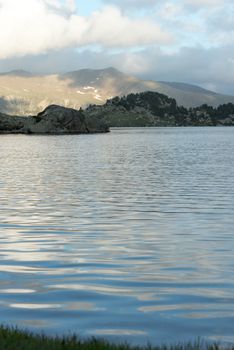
xmin=0 ymin=69 xmax=33 ymax=77
xmin=0 ymin=67 xmax=233 ymax=115
xmin=153 ymin=81 xmax=234 ymax=108
xmin=63 ymin=67 xmax=234 ymax=108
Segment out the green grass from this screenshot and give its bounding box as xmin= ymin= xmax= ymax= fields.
xmin=0 ymin=326 xmax=233 ymax=350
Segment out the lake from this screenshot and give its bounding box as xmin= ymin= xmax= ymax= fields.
xmin=0 ymin=127 xmax=233 ymax=346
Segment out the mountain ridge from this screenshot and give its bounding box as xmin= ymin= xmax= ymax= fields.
xmin=0 ymin=67 xmax=233 ymax=115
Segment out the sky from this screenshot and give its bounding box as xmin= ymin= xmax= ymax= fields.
xmin=0 ymin=0 xmax=233 ymax=94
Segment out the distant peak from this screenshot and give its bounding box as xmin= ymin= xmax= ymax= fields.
xmin=103 ymin=67 xmax=125 ymax=75
xmin=63 ymin=67 xmax=124 ymax=76
xmin=158 ymin=81 xmax=217 ymax=95
xmin=105 ymin=67 xmax=120 ymax=72
xmin=0 ymin=69 xmax=32 ymax=77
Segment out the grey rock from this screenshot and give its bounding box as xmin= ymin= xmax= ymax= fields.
xmin=0 ymin=105 xmax=109 ymax=134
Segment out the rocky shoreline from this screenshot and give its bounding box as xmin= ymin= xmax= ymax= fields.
xmin=0 ymin=104 xmax=109 ymax=134
xmin=1 ymin=92 xmax=234 ymax=133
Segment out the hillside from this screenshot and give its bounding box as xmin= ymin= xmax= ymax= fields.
xmin=62 ymin=67 xmax=234 ymax=108
xmin=84 ymin=91 xmax=234 ymax=127
xmin=0 ymin=68 xmax=234 ymax=116
xmin=155 ymin=81 xmax=234 ymax=108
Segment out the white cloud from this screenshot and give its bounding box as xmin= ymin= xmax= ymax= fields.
xmin=102 ymin=0 xmax=158 ymax=8
xmin=80 ymin=6 xmax=173 ymax=47
xmin=0 ymin=0 xmax=172 ymax=59
xmin=0 ymin=0 xmax=85 ymax=58
xmin=44 ymin=0 xmax=77 ymax=14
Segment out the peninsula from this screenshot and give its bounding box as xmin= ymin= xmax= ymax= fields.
xmin=85 ymin=91 xmax=234 ymax=127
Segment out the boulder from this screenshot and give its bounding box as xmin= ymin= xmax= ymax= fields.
xmin=0 ymin=105 xmax=109 ymax=134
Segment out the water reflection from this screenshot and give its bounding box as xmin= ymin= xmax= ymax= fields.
xmin=10 ymin=303 xmax=62 ymax=309
xmin=0 ymin=128 xmax=234 ymax=345
xmin=92 ymin=329 xmax=147 ymax=336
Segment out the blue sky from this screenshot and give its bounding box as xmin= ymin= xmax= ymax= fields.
xmin=0 ymin=0 xmax=233 ymax=94
xmin=76 ymin=0 xmax=102 ymax=15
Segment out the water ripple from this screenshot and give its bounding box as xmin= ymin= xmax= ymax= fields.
xmin=0 ymin=128 xmax=233 ymax=345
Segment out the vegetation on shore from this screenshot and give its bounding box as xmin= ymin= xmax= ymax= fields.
xmin=0 ymin=326 xmax=233 ymax=350
xmin=1 ymin=91 xmax=234 ymax=132
xmin=85 ymin=91 xmax=234 ymax=127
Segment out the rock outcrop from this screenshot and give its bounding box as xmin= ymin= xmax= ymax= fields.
xmin=0 ymin=105 xmax=109 ymax=134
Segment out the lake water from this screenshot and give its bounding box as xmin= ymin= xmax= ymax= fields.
xmin=0 ymin=127 xmax=233 ymax=346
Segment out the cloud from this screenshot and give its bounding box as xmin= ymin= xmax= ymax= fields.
xmin=80 ymin=6 xmax=173 ymax=47
xmin=101 ymin=0 xmax=157 ymax=8
xmin=0 ymin=0 xmax=172 ymax=59
xmin=206 ymin=3 xmax=234 ymax=43
xmin=0 ymin=0 xmax=233 ymax=95
xmin=182 ymin=0 xmax=232 ymax=9
xmin=183 ymin=0 xmax=222 ymax=6
xmin=120 ymin=45 xmax=234 ymax=94
xmin=0 ymin=0 xmax=85 ymax=58
xmin=1 ymin=44 xmax=233 ymax=94
xmin=44 ymin=0 xmax=77 ymax=15
xmin=102 ymin=0 xmax=226 ymax=10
